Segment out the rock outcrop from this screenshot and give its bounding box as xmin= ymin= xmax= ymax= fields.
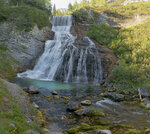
xmin=71 ymin=23 xmax=117 ymax=79
xmin=0 ymin=23 xmax=54 ymax=71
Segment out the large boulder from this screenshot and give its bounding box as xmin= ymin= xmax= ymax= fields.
xmin=138 ymin=87 xmax=150 ymax=98
xmin=102 ymin=92 xmax=125 ymax=102
xmin=24 ymin=86 xmax=40 ymax=94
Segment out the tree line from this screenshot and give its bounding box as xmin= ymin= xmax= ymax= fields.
xmin=9 ymin=0 xmax=51 ymax=12
xmin=52 ymin=0 xmax=106 ymax=16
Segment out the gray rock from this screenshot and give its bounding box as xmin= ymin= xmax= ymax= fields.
xmin=32 ymin=102 xmax=39 ymax=109
xmin=103 ymin=92 xmax=125 ymax=102
xmin=28 ymin=86 xmax=40 ymax=94
xmin=107 ymin=88 xmax=114 ymax=92
xmin=42 ymin=128 xmax=50 ymax=133
xmin=67 ymin=102 xmax=82 ymax=111
xmin=121 ymin=90 xmax=130 ymax=95
xmin=138 ymin=87 xmax=150 ymax=97
xmin=0 ymin=23 xmax=52 ymax=69
xmin=75 ymin=107 xmax=105 ymax=117
xmin=75 ymin=108 xmax=88 ymax=116
xmin=52 ymin=91 xmax=58 ymax=95
xmin=143 ymin=99 xmax=150 ymax=109
xmin=81 ymin=100 xmax=92 ymax=106
xmin=146 ymin=103 xmax=150 ymax=108
xmin=3 ymin=97 xmax=9 ymax=102
xmin=96 ymin=129 xmax=112 ymax=134
xmin=24 ymin=129 xmax=40 ymax=134
xmin=96 ymin=14 xmax=118 ymax=26
xmin=9 ymin=123 xmax=16 ymax=128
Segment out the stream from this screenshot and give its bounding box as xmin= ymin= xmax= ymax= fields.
xmin=10 ymin=77 xmax=150 ymax=134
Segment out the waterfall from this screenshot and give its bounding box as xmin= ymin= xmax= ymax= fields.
xmin=18 ymin=15 xmax=103 ymax=83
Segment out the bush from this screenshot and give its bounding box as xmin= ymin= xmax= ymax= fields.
xmin=0 ymin=80 xmax=40 ymax=133
xmin=87 ymin=23 xmax=118 ymax=45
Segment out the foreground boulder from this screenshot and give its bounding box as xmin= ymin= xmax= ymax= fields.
xmin=24 ymin=86 xmax=40 ymax=94
xmin=138 ymin=87 xmax=150 ymax=98
xmin=102 ymin=92 xmax=125 ymax=102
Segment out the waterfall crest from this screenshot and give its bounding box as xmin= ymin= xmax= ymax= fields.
xmin=18 ymin=15 xmax=103 ymax=83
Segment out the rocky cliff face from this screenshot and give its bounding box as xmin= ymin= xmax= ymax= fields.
xmin=71 ymin=22 xmax=117 ymax=79
xmin=0 ymin=19 xmax=117 ymax=80
xmin=0 ymin=23 xmax=54 ymax=71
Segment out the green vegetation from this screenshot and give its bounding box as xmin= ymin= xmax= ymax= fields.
xmin=0 ymin=80 xmax=40 ymax=134
xmin=88 ymin=18 xmax=150 ymax=89
xmin=52 ymin=0 xmax=150 ymax=90
xmin=66 ymin=123 xmax=109 ymax=134
xmin=103 ymin=1 xmax=150 ymax=18
xmin=88 ymin=23 xmax=118 ymax=45
xmin=125 ymin=129 xmax=139 ymax=134
xmin=21 ymin=45 xmax=28 ymax=49
xmin=0 ymin=0 xmax=51 ymax=31
xmin=69 ymin=0 xmax=150 ymax=90
xmin=10 ymin=0 xmax=51 ymax=11
xmin=0 ymin=44 xmax=19 ymax=77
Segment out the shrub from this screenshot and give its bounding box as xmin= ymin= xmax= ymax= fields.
xmin=87 ymin=23 xmax=118 ymax=45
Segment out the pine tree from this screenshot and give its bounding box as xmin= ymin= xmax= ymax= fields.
xmin=53 ymin=4 xmax=56 ymax=12
xmin=68 ymin=3 xmax=73 ymax=10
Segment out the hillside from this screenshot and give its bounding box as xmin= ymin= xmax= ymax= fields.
xmin=64 ymin=0 xmax=150 ymax=90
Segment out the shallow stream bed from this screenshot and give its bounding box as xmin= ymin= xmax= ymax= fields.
xmin=10 ymin=78 xmax=150 ymax=134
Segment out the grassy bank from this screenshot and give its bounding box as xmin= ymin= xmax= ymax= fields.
xmin=0 ymin=80 xmax=40 ymax=134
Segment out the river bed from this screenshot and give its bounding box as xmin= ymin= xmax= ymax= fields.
xmin=10 ymin=77 xmax=150 ymax=134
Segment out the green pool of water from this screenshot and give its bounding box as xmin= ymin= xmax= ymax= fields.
xmin=10 ymin=77 xmax=96 ymax=91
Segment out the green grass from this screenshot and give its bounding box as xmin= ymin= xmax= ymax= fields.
xmin=87 ymin=18 xmax=150 ymax=90
xmin=0 ymin=80 xmax=40 ymax=134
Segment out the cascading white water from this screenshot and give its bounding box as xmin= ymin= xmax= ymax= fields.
xmin=18 ymin=15 xmax=103 ymax=83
